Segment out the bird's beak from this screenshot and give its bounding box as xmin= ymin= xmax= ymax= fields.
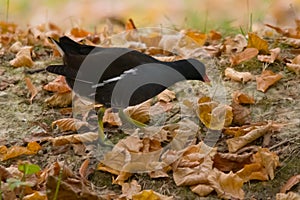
xmin=203 ymin=75 xmax=210 ymax=83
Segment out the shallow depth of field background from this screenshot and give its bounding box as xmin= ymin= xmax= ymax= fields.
xmin=1 ymin=0 xmax=300 ymax=31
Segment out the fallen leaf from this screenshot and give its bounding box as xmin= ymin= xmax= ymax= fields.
xmin=52 ymin=118 xmax=89 ymax=132
xmin=208 ymin=169 xmax=245 ymax=200
xmin=247 ymin=32 xmax=269 ymax=54
xmin=124 ymin=100 xmax=151 ymax=123
xmin=23 ymin=191 xmax=47 ymax=200
xmin=25 ymin=77 xmax=38 ymax=104
xmin=208 ymin=30 xmax=222 ymax=41
xmin=185 ymin=30 xmax=207 ymax=46
xmin=10 ymin=46 xmax=34 ymax=67
xmin=266 ymin=23 xmax=300 ymax=39
xmin=102 ymin=108 xmax=122 ymax=127
xmin=276 ymin=192 xmax=300 ymax=200
xmin=51 ymin=132 xmax=98 ymax=146
xmin=9 ymin=41 xmax=22 ymax=53
xmin=256 ymin=70 xmax=283 ymax=92
xmin=157 ymin=89 xmax=176 ymax=102
xmin=231 ymin=102 xmax=251 ymax=125
xmin=132 ymin=190 xmax=173 ymax=200
xmin=70 ymin=27 xmax=90 ymax=38
xmin=232 ymin=91 xmax=255 ymax=104
xmin=257 ymin=47 xmax=281 ymax=63
xmin=226 ymin=121 xmax=273 ymax=152
xmin=286 ymin=55 xmax=300 ymax=75
xmin=1 ymin=141 xmax=41 ymax=161
xmin=223 ymin=34 xmax=247 ymax=53
xmin=79 ymin=159 xmax=90 ymax=182
xmin=213 ymin=152 xmax=252 ymax=172
xmin=225 ymin=68 xmax=253 ymax=83
xmin=230 ymin=48 xmax=259 ymax=66
xmin=190 ymin=184 xmax=214 ymax=197
xmin=120 ymin=180 xmax=141 ymax=199
xmin=45 ymin=91 xmax=72 ymax=107
xmin=280 ymin=174 xmax=300 ymax=193
xmin=43 ymin=76 xmax=71 ymax=93
xmin=237 ymin=148 xmax=279 ymax=181
xmin=198 ymin=97 xmax=233 ymax=130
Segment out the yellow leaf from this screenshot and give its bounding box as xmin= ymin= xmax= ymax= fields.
xmin=132 ymin=190 xmax=160 ymax=200
xmin=185 ymin=30 xmax=207 ymax=46
xmin=247 ymin=32 xmax=269 ymax=54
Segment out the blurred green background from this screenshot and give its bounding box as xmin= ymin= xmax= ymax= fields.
xmin=0 ymin=0 xmax=299 ymax=32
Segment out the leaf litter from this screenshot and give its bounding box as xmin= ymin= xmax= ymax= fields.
xmin=0 ymin=17 xmax=299 ymax=200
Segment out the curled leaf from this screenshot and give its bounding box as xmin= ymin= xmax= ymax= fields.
xmin=9 ymin=46 xmax=34 ymax=67
xmin=52 ymin=118 xmax=89 ymax=132
xmin=43 ymin=76 xmax=71 ymax=93
xmin=257 ymin=47 xmax=280 ymax=63
xmin=256 ymin=70 xmax=283 ymax=92
xmin=124 ymin=100 xmax=151 ymax=123
xmin=45 ymin=91 xmax=72 ymax=107
xmin=225 ymin=68 xmax=253 ymax=83
xmin=280 ymin=174 xmax=300 ymax=193
xmin=51 ymin=132 xmax=98 ymax=146
xmin=25 ymin=77 xmax=38 ymax=104
xmin=232 ymin=91 xmax=255 ymax=104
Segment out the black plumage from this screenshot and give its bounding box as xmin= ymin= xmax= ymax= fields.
xmin=46 ymin=36 xmax=209 ymax=108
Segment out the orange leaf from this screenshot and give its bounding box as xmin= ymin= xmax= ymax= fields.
xmin=102 ymin=108 xmax=122 ymax=127
xmin=70 ymin=27 xmax=90 ymax=38
xmin=44 ymin=91 xmax=72 ymax=107
xmin=51 ymin=132 xmax=98 ymax=146
xmin=2 ymin=141 xmax=41 ymax=161
xmin=25 ymin=77 xmax=38 ymax=104
xmin=43 ymin=76 xmax=71 ymax=93
xmin=247 ymin=32 xmax=269 ymax=54
xmin=230 ymin=48 xmax=259 ymax=66
xmin=9 ymin=46 xmax=34 ymax=67
xmin=124 ymin=100 xmax=151 ymax=123
xmin=125 ymin=18 xmax=137 ymax=30
xmin=256 ymin=70 xmax=283 ymax=92
xmin=185 ymin=30 xmax=207 ymax=46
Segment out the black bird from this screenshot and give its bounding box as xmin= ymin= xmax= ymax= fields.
xmin=46 ymin=36 xmax=209 ymax=108
xmin=46 ymin=36 xmax=210 ymax=143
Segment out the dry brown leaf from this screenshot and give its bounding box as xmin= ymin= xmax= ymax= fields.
xmin=157 ymin=89 xmax=176 ymax=102
xmin=247 ymin=32 xmax=269 ymax=54
xmin=23 ymin=191 xmax=47 ymax=200
xmin=257 ymin=47 xmax=281 ymax=63
xmin=286 ymin=55 xmax=300 ymax=75
xmin=1 ymin=141 xmax=41 ymax=161
xmin=120 ymin=180 xmax=141 ymax=199
xmin=198 ymin=97 xmax=233 ymax=130
xmin=113 ymin=171 xmax=132 ymax=185
xmin=232 ymin=91 xmax=255 ymax=104
xmin=256 ymin=70 xmax=283 ymax=92
xmin=102 ymin=108 xmax=122 ymax=127
xmin=280 ymin=174 xmax=300 ymax=193
xmin=266 ymin=23 xmax=300 ymax=39
xmin=173 ymin=143 xmax=216 ymax=186
xmin=276 ymin=192 xmax=300 ymax=200
xmin=132 ymin=190 xmax=173 ymax=200
xmin=10 ymin=46 xmax=34 ymax=67
xmin=52 ymin=118 xmax=88 ymax=132
xmin=226 ymin=121 xmax=273 ymax=152
xmin=97 ymin=163 xmax=120 ymax=175
xmin=51 ymin=132 xmax=98 ymax=146
xmin=208 ymin=169 xmax=245 ymax=200
xmin=213 ymin=152 xmax=252 ymax=172
xmin=225 ymin=68 xmax=253 ymax=83
xmin=9 ymin=41 xmax=22 ymax=53
xmin=231 ymin=102 xmax=251 ymax=125
xmin=230 ymin=47 xmax=259 ymax=66
xmin=45 ymin=91 xmax=72 ymax=107
xmin=208 ymin=30 xmax=222 ymax=41
xmin=124 ymin=100 xmax=151 ymax=123
xmin=153 ymin=55 xmax=178 ymax=62
xmin=190 ymin=184 xmax=214 ymax=197
xmin=223 ymin=34 xmax=247 ymax=53
xmin=25 ymin=77 xmax=38 ymax=104
xmin=237 ymin=148 xmax=279 ymax=182
xmin=79 ymin=159 xmax=90 ymax=181
xmin=43 ymin=76 xmax=71 ymax=93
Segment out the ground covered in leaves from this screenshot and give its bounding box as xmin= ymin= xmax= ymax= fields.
xmin=0 ymin=19 xmax=300 ymax=200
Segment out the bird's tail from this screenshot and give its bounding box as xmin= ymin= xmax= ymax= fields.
xmin=46 ymin=65 xmax=67 ymax=76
